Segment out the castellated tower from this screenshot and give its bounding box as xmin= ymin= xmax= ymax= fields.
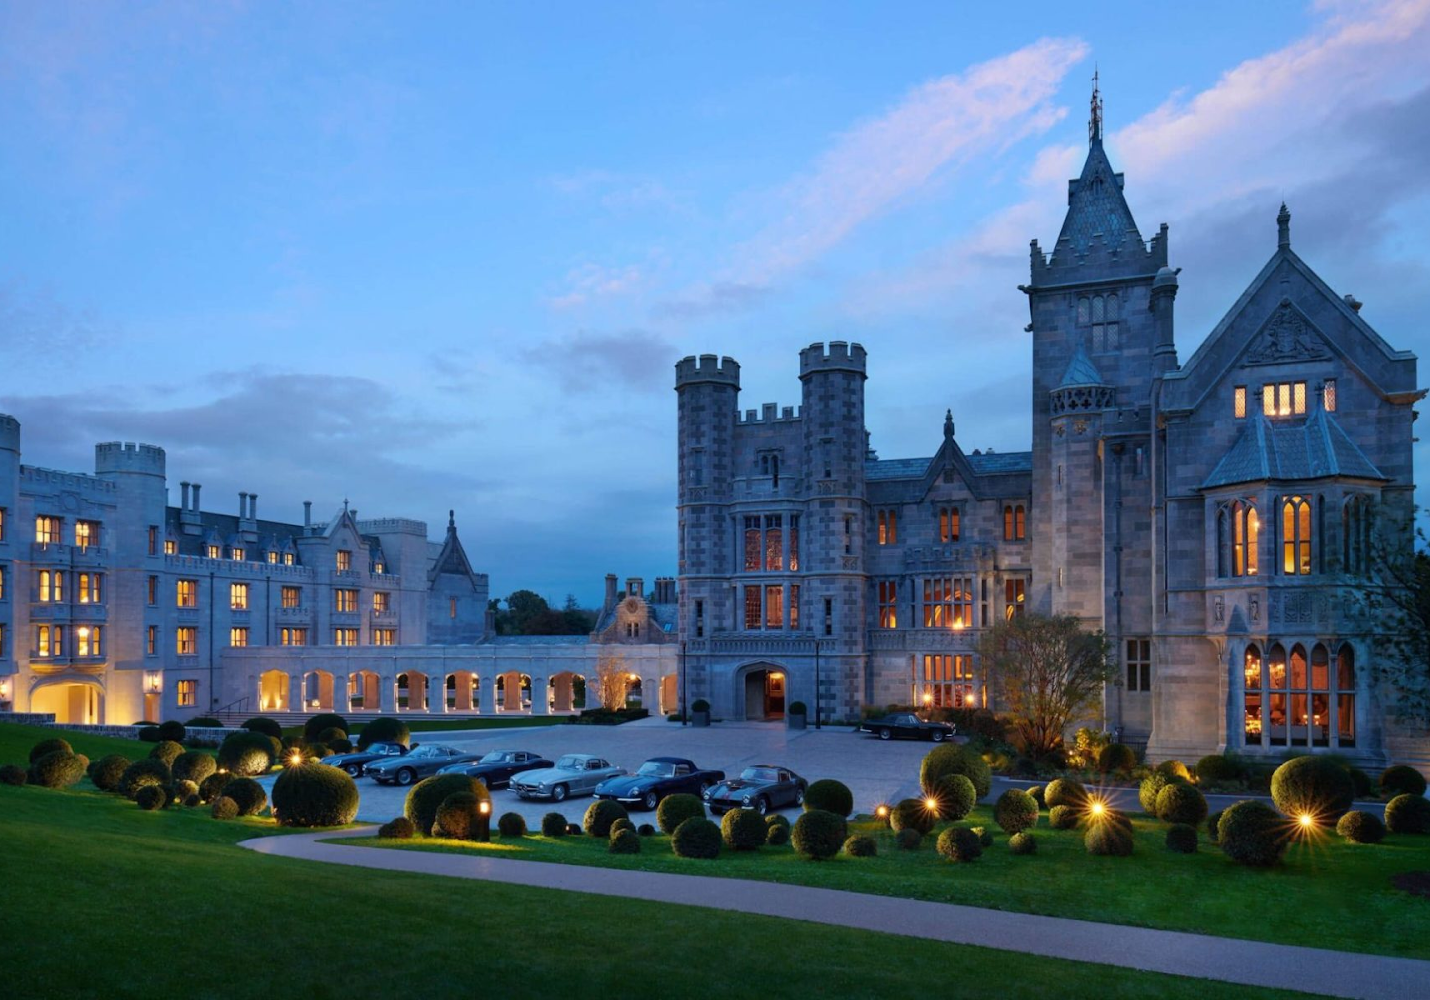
xmin=0 ymin=416 xmax=19 ymax=680
xmin=94 ymin=442 xmax=168 ymax=677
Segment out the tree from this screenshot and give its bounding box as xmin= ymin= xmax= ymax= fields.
xmin=977 ymin=612 xmax=1115 ymax=759
xmin=505 ymin=590 xmax=551 ymax=634
xmin=1356 ymin=520 xmax=1430 ymax=724
xmin=594 ymin=648 xmax=631 ymax=712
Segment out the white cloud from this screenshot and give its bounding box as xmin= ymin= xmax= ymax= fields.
xmin=549 ymin=262 xmax=647 ymax=310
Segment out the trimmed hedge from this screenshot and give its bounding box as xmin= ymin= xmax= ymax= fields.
xmin=889 ymin=798 xmax=936 ymax=835
xmin=1009 ymin=831 xmax=1037 ymax=855
xmin=656 ymin=793 xmax=705 ymax=834
xmin=1270 ymin=756 xmax=1355 ymax=821
xmin=609 ymin=828 xmax=641 ymax=854
xmin=185 ymin=716 xmax=224 ymax=728
xmin=137 ymin=726 xmax=161 ymax=742
xmin=357 ymin=717 xmax=411 ymax=750
xmin=157 ymin=720 xmax=187 ymax=742
xmin=720 ymin=808 xmax=767 ymax=851
xmin=224 ymin=777 xmax=268 ymax=817
xmin=584 ymin=800 xmax=629 ymax=838
xmin=1097 ymin=743 xmax=1136 ymax=774
xmin=1337 ymin=810 xmax=1386 ymax=844
xmin=936 ymin=827 xmax=983 ymax=862
xmin=120 ymin=758 xmax=172 ymax=799
xmin=328 ymin=738 xmax=354 ymax=755
xmin=199 ymin=771 xmax=233 ymax=803
xmin=89 ymin=754 xmax=131 ymax=792
xmin=765 ymin=814 xmax=791 ymax=846
xmin=432 ymin=792 xmax=483 ymax=839
xmin=1195 ymin=754 xmax=1242 ymax=784
xmin=1385 ymin=793 xmax=1430 ymax=834
xmin=993 ymin=788 xmax=1039 ymax=834
xmin=317 ymin=727 xmax=347 ymax=745
xmin=378 ymin=816 xmax=415 ymax=839
xmin=972 ymin=825 xmax=994 ymax=847
xmin=566 ymin=823 xmax=582 ymax=836
xmin=1044 ymin=778 xmax=1087 ymax=810
xmin=271 ymin=762 xmax=359 ymax=827
xmin=1347 ymin=767 xmax=1372 ymax=799
xmin=1085 ymin=810 xmax=1135 ymax=856
xmin=1219 ymin=799 xmax=1289 ymax=866
xmin=1026 ymin=784 xmax=1046 ymax=808
xmin=1048 ymin=805 xmax=1079 ymax=830
xmin=541 ymin=812 xmax=568 ymax=837
xmin=1138 ymin=772 xmax=1182 ymax=814
xmin=1380 ymin=765 xmax=1428 ymax=798
xmin=1207 ymin=809 xmax=1224 ymax=844
xmin=217 ymin=731 xmax=277 ymax=777
xmin=29 ymin=738 xmax=73 ymax=763
xmin=930 ymin=774 xmax=977 ymax=822
xmin=148 ymin=740 xmax=184 ymax=767
xmin=303 ymin=713 xmax=348 ymax=740
xmin=843 ymin=834 xmax=877 ymax=858
xmin=791 ymin=809 xmax=847 ymax=860
xmin=406 ymin=774 xmax=482 ymax=836
xmin=803 ymin=779 xmax=854 ymax=817
xmin=135 ymin=785 xmax=166 ymax=810
xmin=1166 ymin=823 xmax=1198 ymax=853
xmin=895 ymin=827 xmax=922 ymax=850
xmin=211 ymin=796 xmax=239 ymax=820
xmin=920 ymin=744 xmax=991 ymax=800
xmin=638 ymin=823 xmax=655 ymax=836
xmin=1 ymin=763 xmax=29 ymax=786
xmin=610 ymin=817 xmax=635 ymax=837
xmin=499 ymin=812 xmax=528 ymax=838
xmin=28 ymin=751 xmax=87 ymax=789
xmin=1156 ymin=783 xmax=1208 ymax=826
xmin=671 ymin=816 xmax=722 ymax=859
xmin=241 ymin=717 xmax=283 ymax=740
xmin=1154 ymin=759 xmax=1194 ymax=783
xmin=172 ymin=751 xmax=216 ymax=786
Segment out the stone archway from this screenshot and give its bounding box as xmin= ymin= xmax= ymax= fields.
xmin=258 ymin=670 xmax=288 ymax=712
xmin=31 ymin=678 xmax=104 ymax=725
xmin=548 ymin=671 xmax=586 ymax=714
xmin=396 ymin=671 xmax=429 ymax=712
xmin=494 ymin=672 xmax=531 ymax=713
xmin=445 ymin=671 xmax=479 ymax=712
xmin=349 ymin=670 xmax=381 ymax=711
xmin=735 ymin=663 xmax=786 ymax=721
xmin=302 ymin=670 xmax=336 ymax=711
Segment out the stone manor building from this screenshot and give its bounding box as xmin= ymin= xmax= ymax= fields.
xmin=676 ymin=97 xmax=1424 ymax=766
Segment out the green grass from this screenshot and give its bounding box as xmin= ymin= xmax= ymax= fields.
xmin=346 ymin=805 xmax=1430 ymax=959
xmin=0 ymin=740 xmax=1313 ymax=999
xmin=0 ymin=722 xmax=158 ymax=763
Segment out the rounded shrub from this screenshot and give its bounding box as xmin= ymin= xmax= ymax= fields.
xmin=566 ymin=823 xmax=582 ymax=836
xmin=972 ymin=825 xmax=994 ymax=847
xmin=157 ymin=720 xmax=187 ymax=742
xmin=930 ymin=774 xmax=977 ymax=821
xmin=240 ymin=717 xmax=283 ymax=740
xmin=211 ymin=796 xmax=239 ymax=820
xmin=1138 ymin=772 xmax=1182 ymax=814
xmin=120 ymin=758 xmax=172 ymax=799
xmin=1026 ymin=784 xmax=1046 ymax=808
xmin=498 ymin=812 xmax=528 ymax=838
xmin=28 ymin=751 xmax=87 ymax=789
xmin=672 ymin=816 xmax=722 ymax=859
xmin=89 ymin=754 xmax=131 ymax=792
xmin=920 ymin=744 xmax=991 ymax=800
xmin=638 ymin=823 xmax=655 ymax=836
xmin=302 ymin=713 xmax=348 ymax=741
xmin=1271 ymin=755 xmax=1355 ymax=822
xmin=609 ymin=817 xmax=635 ymax=837
xmin=895 ymin=827 xmax=922 ymax=850
xmin=1097 ymin=743 xmax=1136 ymax=774
xmin=317 ymin=726 xmax=347 ymax=745
xmin=148 ymin=740 xmax=184 ymax=767
xmin=357 ymin=716 xmax=411 ymax=750
xmin=271 ymin=762 xmax=359 ymax=827
xmin=172 ymin=750 xmax=216 ymax=785
xmin=1195 ymin=754 xmax=1242 ymax=784
xmin=1207 ymin=809 xmax=1224 ymax=843
xmin=656 ymin=792 xmax=705 ymax=834
xmin=301 ymin=743 xmax=331 ymax=762
xmin=843 ymin=834 xmax=877 ymax=858
xmin=690 ymin=698 xmax=710 ymax=713
xmin=431 ymin=792 xmax=482 ymax=838
xmin=1048 ymin=805 xmax=1079 ymax=830
xmin=29 ymin=737 xmax=73 ymax=763
xmin=765 ymin=814 xmax=791 ymax=846
xmin=185 ymin=716 xmax=223 ymax=728
xmin=1385 ymin=793 xmax=1430 ymax=834
xmin=1156 ymin=782 xmax=1209 ymax=826
xmin=1337 ymin=810 xmax=1386 ymax=844
xmin=224 ymin=777 xmax=268 ymax=817
xmin=541 ymin=812 xmax=567 ymax=837
xmin=585 ymin=799 xmax=629 ymax=838
xmin=1219 ymin=800 xmax=1289 ymax=866
xmin=135 ymin=785 xmax=166 ymax=811
xmin=199 ymin=771 xmax=232 ymax=803
xmin=217 ymin=731 xmax=276 ymax=777
xmin=1 ymin=764 xmax=28 ymax=786
xmin=1084 ymin=810 xmax=1135 ymax=856
xmin=1008 ymin=831 xmax=1037 ymax=855
xmin=174 ymin=778 xmax=199 ymax=802
xmin=405 ymin=774 xmax=481 ymax=835
xmin=609 ymin=828 xmax=641 ymax=854
xmin=137 ymin=726 xmax=161 ymax=743
xmin=1347 ymin=766 xmax=1372 ymax=799
xmin=378 ymin=816 xmax=415 ymax=839
xmin=936 ymin=827 xmax=983 ymax=863
xmin=1154 ymin=759 xmax=1193 ymax=782
xmin=720 ymin=808 xmax=767 ymax=851
xmin=184 ymin=793 xmax=202 ymax=808
xmin=791 ymin=809 xmax=847 ymax=860
xmin=1380 ymin=765 xmax=1428 ymax=799
xmin=803 ymin=779 xmax=854 ymax=818
xmin=1044 ymin=778 xmax=1087 ymax=810
xmin=329 ymin=738 xmax=354 ymax=755
xmin=889 ymin=797 xmax=936 ymax=835
xmin=994 ymin=789 xmax=1039 ymax=834
xmin=1165 ymin=823 xmax=1198 ymax=853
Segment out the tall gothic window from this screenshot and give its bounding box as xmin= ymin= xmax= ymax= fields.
xmin=921 ymin=654 xmax=976 ymax=709
xmin=938 ymin=507 xmax=960 ymax=543
xmin=1078 ymin=293 xmax=1120 ymax=352
xmin=877 ymin=509 xmax=898 ymax=545
xmin=1281 ymin=496 xmax=1313 ymax=575
xmin=743 ymin=516 xmax=760 ymax=572
xmin=1003 ymin=504 xmax=1025 ymax=541
xmin=764 ymin=515 xmax=783 ymax=571
xmin=1342 ymin=495 xmax=1371 ymax=575
xmin=1218 ymin=500 xmax=1260 ymax=577
xmin=1245 ymin=641 xmax=1355 ymax=749
xmin=877 ymin=581 xmax=898 ymax=629
xmin=1262 ymin=381 xmax=1307 ymax=418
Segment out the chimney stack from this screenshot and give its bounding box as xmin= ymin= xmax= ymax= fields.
xmin=239 ymin=491 xmax=248 ymax=517
xmin=249 ymin=493 xmax=258 ymax=519
xmin=191 ymin=483 xmax=202 ymax=511
xmin=627 ymin=577 xmax=644 ymax=602
xmin=604 ymin=574 xmax=618 ymax=612
xmin=303 ymin=501 xmax=312 ymax=527
xmin=180 ymin=481 xmax=190 ymax=509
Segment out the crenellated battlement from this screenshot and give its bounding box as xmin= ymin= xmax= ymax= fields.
xmin=1029 ymin=223 xmax=1168 ymax=285
xmin=0 ymin=413 xmax=19 ymax=454
xmin=799 ymin=341 xmax=866 ymax=378
xmin=94 ymin=441 xmax=166 ymax=477
xmin=675 ymin=354 xmax=741 ymax=389
xmin=737 ymin=403 xmax=801 ymax=424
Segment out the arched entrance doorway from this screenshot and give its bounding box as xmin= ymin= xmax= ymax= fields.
xmin=741 ymin=665 xmax=786 ymax=721
xmin=31 ymin=680 xmax=103 ymax=724
xmin=548 ymin=671 xmax=585 ymax=713
xmin=258 ymin=670 xmax=288 ymax=712
xmin=303 ymin=670 xmax=335 ymax=711
xmin=349 ymin=670 xmax=381 ymax=711
xmin=396 ymin=671 xmax=429 ymax=712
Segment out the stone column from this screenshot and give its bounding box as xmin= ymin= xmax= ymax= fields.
xmin=553 ymin=674 xmax=573 ymax=713
xmin=478 ymin=673 xmax=495 ymax=714
xmin=341 ymin=673 xmax=352 ymax=715
xmin=532 ymin=675 xmax=550 ymax=715
xmin=502 ymin=673 xmax=522 ymax=712
xmin=287 ymin=673 xmax=301 ymax=714
xmin=380 ymin=672 xmax=395 ymax=713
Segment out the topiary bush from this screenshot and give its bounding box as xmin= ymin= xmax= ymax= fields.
xmin=609 ymin=817 xmax=635 ymax=836
xmin=89 ymin=754 xmax=131 ymax=792
xmin=1009 ymin=831 xmax=1037 ymax=855
xmin=1048 ymin=805 xmax=1079 ymax=830
xmin=1154 ymin=759 xmax=1193 ymax=783
xmin=303 ymin=713 xmax=348 ymax=741
xmin=920 ymin=744 xmax=991 ymax=800
xmin=185 ymin=716 xmax=223 ymax=728
xmin=300 ymin=743 xmax=331 ymax=762
xmin=1138 ymin=772 xmax=1182 ymax=814
xmin=120 ymin=758 xmax=172 ymax=799
xmin=1270 ymin=755 xmax=1355 ymax=822
xmin=1097 ymin=743 xmax=1136 ymax=774
xmin=672 ymin=816 xmax=722 ymax=859
xmin=566 ymin=823 xmax=582 ymax=836
xmin=499 ymin=812 xmax=527 ymax=838
xmin=171 ymin=750 xmax=216 ymax=785
xmin=137 ymin=726 xmax=161 ymax=743
xmin=1385 ymin=793 xmax=1430 ymax=834
xmin=217 ymin=731 xmax=277 ymax=777
xmin=656 ymin=792 xmax=705 ymax=834
xmin=211 ymin=796 xmax=239 ymax=820
xmin=1165 ymin=823 xmax=1198 ymax=853
xmin=432 ymin=792 xmax=483 ymax=838
xmin=1337 ymin=810 xmax=1386 ymax=844
xmin=930 ymin=774 xmax=977 ymax=821
xmin=936 ymin=827 xmax=983 ymax=862
xmin=1207 ymin=809 xmax=1224 ymax=843
xmin=765 ymin=814 xmax=790 ymax=846
xmin=609 ymin=828 xmax=641 ymax=854
xmin=843 ymin=834 xmax=877 ymax=857
xmin=28 ymin=751 xmax=87 ymax=789
xmin=1044 ymin=778 xmax=1087 ymax=810
xmin=638 ymin=823 xmax=655 ymax=836
xmin=317 ymin=726 xmax=347 ymax=745
xmin=378 ymin=816 xmax=415 ymax=838
xmin=895 ymin=827 xmax=922 ymax=850
xmin=1084 ymin=810 xmax=1135 ymax=856
xmin=184 ymin=793 xmax=202 ymax=808
xmin=1195 ymin=754 xmax=1243 ymax=784
xmin=1026 ymin=784 xmax=1046 ymax=808
xmin=224 ymin=777 xmax=268 ymax=817
xmin=157 ymin=720 xmax=187 ymax=743
xmin=1380 ymin=765 xmax=1428 ymax=799
xmin=1219 ymin=800 xmax=1289 ymax=866
xmin=135 ymin=785 xmax=166 ymax=811
xmin=972 ymin=825 xmax=994 ymax=847
xmin=585 ymin=799 xmax=629 ymax=838
xmin=541 ymin=812 xmax=567 ymax=837
xmin=803 ymin=779 xmax=854 ymax=818
xmin=241 ymin=717 xmax=283 ymax=740
xmin=720 ymin=808 xmax=767 ymax=851
xmin=357 ymin=716 xmax=411 ymax=750
xmin=199 ymin=771 xmax=233 ymax=803
xmin=1346 ymin=766 xmax=1372 ymax=799
xmin=173 ymin=778 xmax=199 ymax=801
xmin=148 ymin=740 xmax=184 ymax=767
xmin=1 ymin=764 xmax=28 ymax=786
xmin=405 ymin=773 xmax=480 ymax=836
xmin=889 ymin=797 xmax=936 ymax=835
xmin=29 ymin=737 xmax=73 ymax=763
xmin=994 ymin=788 xmax=1039 ymax=834
xmin=271 ymin=762 xmax=359 ymax=827
xmin=1156 ymin=782 xmax=1208 ymax=826
xmin=791 ymin=809 xmax=847 ymax=860
xmin=329 ymin=738 xmax=354 ymax=755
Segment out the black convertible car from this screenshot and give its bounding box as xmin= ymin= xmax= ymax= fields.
xmin=702 ymin=765 xmax=806 ymax=816
xmin=859 ymin=712 xmax=956 ymax=742
xmin=593 ymin=757 xmax=725 ymax=810
xmin=320 ymin=741 xmax=411 ymax=777
xmin=435 ymin=750 xmax=552 ymax=788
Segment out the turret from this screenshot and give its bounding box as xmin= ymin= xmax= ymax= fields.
xmin=1151 ymin=261 xmax=1180 ymax=371
xmin=675 ymin=354 xmax=740 ymax=505
xmin=799 ymin=341 xmax=867 ymax=490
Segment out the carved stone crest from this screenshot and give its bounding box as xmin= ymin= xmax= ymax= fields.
xmin=1244 ymin=299 xmax=1329 ymax=365
xmin=1214 ymin=595 xmax=1225 ymax=623
xmin=1249 ymin=595 xmax=1260 ymax=622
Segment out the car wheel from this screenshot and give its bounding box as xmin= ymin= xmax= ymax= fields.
xmin=879 ymin=728 xmax=892 ymax=741
xmin=699 ymin=780 xmax=713 ymax=795
xmin=794 ymin=786 xmax=805 ymax=806
xmin=755 ymin=796 xmax=770 ymax=816
xmin=344 ymin=764 xmax=361 ymax=777
xmin=552 ymin=784 xmax=568 ymax=802
xmin=931 ymin=729 xmax=946 ymax=743
xmin=643 ymin=791 xmax=659 ymax=810
xmin=395 ymin=768 xmax=416 ymax=786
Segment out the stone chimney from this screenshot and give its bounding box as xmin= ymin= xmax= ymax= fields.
xmin=626 ymin=577 xmax=644 ymax=602
xmin=604 ymin=574 xmax=618 ymax=613
xmin=303 ymin=501 xmax=313 ymax=527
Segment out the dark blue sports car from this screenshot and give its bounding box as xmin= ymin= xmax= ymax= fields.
xmin=593 ymin=756 xmax=725 ymax=810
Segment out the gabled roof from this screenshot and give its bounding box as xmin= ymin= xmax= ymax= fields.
xmin=1201 ymin=409 xmax=1388 ymax=489
xmin=1057 ymin=345 xmax=1108 ymax=389
xmin=428 ymin=510 xmax=478 ymax=585
xmin=1053 ymin=139 xmax=1142 ymax=258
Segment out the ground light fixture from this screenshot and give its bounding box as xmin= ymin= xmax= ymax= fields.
xmin=1088 ymin=799 xmax=1107 ymax=818
xmin=288 ymin=750 xmax=305 ymax=768
xmin=924 ymin=796 xmax=939 ymax=813
xmin=477 ymin=799 xmax=491 ymax=842
xmin=1299 ymin=812 xmax=1315 ymax=829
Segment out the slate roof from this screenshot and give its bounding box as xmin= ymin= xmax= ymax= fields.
xmin=865 ymin=451 xmax=1032 ymax=481
xmin=1054 ymin=139 xmax=1142 ymax=255
xmin=162 ymin=508 xmax=313 ymax=564
xmin=1201 ymin=409 xmax=1388 ymax=489
xmin=865 ymin=457 xmax=930 ymax=481
xmin=1057 ymin=346 xmax=1108 ymax=388
xmin=967 ymin=451 xmax=1033 ymax=475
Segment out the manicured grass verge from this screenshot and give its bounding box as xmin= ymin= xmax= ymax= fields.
xmin=0 ymin=721 xmax=156 ymax=762
xmin=0 ymin=779 xmax=1312 ymax=999
xmin=346 ymin=805 xmax=1430 ymax=959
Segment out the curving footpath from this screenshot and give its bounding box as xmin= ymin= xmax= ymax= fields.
xmin=241 ymin=827 xmax=1428 ymax=1000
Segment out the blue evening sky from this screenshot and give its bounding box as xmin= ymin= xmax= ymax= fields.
xmin=2 ymin=1 xmax=1427 ymax=604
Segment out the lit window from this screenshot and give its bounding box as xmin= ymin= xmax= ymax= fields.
xmin=1281 ymin=496 xmax=1313 ymax=575
xmin=230 ymin=583 xmax=249 ymax=610
xmin=789 ymin=516 xmax=800 ymax=572
xmin=921 ymin=654 xmax=976 ymax=708
xmin=1219 ymin=500 xmax=1260 ymax=578
xmin=175 ymin=627 xmax=197 ymax=655
xmin=176 ymin=579 xmax=198 ymax=608
xmin=280 ymin=627 xmax=307 ymax=646
xmin=230 ymin=627 xmax=248 ymax=647
xmin=164 ymin=539 xmax=177 ymax=556
xmin=38 ymin=570 xmax=64 ymax=603
xmin=373 ymin=592 xmax=390 ymax=613
xmin=939 ymin=507 xmax=960 ymax=543
xmin=744 ymin=585 xmax=761 ymax=630
xmin=146 ymin=626 xmax=157 ymax=656
xmin=790 ymin=585 xmax=800 ymax=629
xmin=206 ymin=544 xmax=220 ymax=560
xmin=374 ymin=561 xmax=385 ymax=575
xmin=281 ymin=586 xmax=301 ymax=609
xmin=78 ymin=573 xmax=101 ymax=604
xmin=177 ymin=679 xmax=197 ymax=707
xmin=336 ymin=550 xmax=352 ymax=571
xmin=1233 ymin=386 xmax=1246 ymax=419
xmin=764 ymin=515 xmax=783 ymax=571
xmin=148 ymin=526 xmax=157 ymax=555
xmin=334 ymin=628 xmax=359 ymax=646
xmin=1004 ymin=579 xmax=1025 ymax=619
xmin=877 ymin=509 xmax=898 ymax=545
xmin=283 ymin=552 xmax=294 ymax=566
xmin=147 ymin=575 xmax=157 ymax=605
xmin=764 ymin=584 xmax=783 ymax=629
xmin=267 ymin=551 xmax=279 ymax=564
xmin=449 ymin=597 xmax=457 ymax=619
xmin=76 ymin=626 xmax=101 ymax=657
xmin=1003 ymin=504 xmax=1026 ymax=541
xmin=230 ymin=547 xmax=244 ymax=561
xmin=35 ymin=516 xmax=61 ymax=545
xmin=1324 ymin=378 xmax=1337 ymax=412
xmin=877 ymin=580 xmax=898 ymax=629
xmin=334 ymin=588 xmax=358 ymax=613
xmin=74 ymin=521 xmax=97 ymax=549
xmin=372 ymin=628 xmax=396 ymax=646
xmin=1262 ymin=381 xmax=1307 ymax=417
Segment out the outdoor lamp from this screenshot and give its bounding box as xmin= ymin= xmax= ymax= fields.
xmin=476 ymin=799 xmax=492 ymax=842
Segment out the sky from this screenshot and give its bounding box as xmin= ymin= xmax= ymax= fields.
xmin=2 ymin=0 xmax=1429 ymax=606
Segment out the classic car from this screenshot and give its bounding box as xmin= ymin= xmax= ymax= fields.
xmin=364 ymin=744 xmax=478 ymax=785
xmin=593 ymin=757 xmax=725 ymax=810
xmin=510 ymin=753 xmax=624 ymax=802
xmin=435 ymin=749 xmax=552 ymax=788
xmin=859 ymin=712 xmax=956 ymax=742
xmin=702 ymin=765 xmax=806 ymax=816
xmin=320 ymin=741 xmax=412 ymax=777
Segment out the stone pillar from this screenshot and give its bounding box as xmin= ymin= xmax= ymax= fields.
xmin=478 ymin=673 xmax=495 ymax=715
xmin=341 ymin=673 xmax=353 ymax=715
xmin=380 ymin=673 xmax=395 ymax=713
xmin=532 ymin=675 xmax=550 ymax=715
xmin=287 ymin=673 xmax=301 ymax=714
xmin=502 ymin=673 xmax=522 ymax=712
xmin=553 ymin=674 xmax=573 ymax=713
xmin=437 ymin=674 xmax=449 ymax=714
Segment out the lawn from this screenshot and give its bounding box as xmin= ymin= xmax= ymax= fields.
xmin=0 ymin=731 xmax=1312 ymax=1000
xmin=344 ymin=803 xmax=1430 ymax=959
xmin=0 ymin=721 xmax=157 ymax=763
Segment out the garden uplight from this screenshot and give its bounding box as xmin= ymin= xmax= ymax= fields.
xmin=479 ymin=801 xmax=491 ymax=815
xmin=1089 ymin=800 xmax=1106 ymax=818
xmin=288 ymin=750 xmax=305 ymax=767
xmin=924 ymin=796 xmax=939 ymax=812
xmin=1299 ymin=813 xmax=1314 ymax=828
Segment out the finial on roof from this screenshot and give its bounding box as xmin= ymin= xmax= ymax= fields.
xmin=1277 ymin=202 xmax=1291 ymax=249
xmin=1089 ymin=66 xmax=1103 ymax=144
xmin=944 ymin=408 xmax=955 ymax=441
xmin=342 ymin=497 xmax=349 ymax=513
xmin=448 ymin=509 xmax=455 ymax=529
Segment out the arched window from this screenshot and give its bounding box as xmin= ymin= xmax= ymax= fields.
xmin=1342 ymin=496 xmax=1372 ymax=575
xmin=1337 ymin=645 xmax=1356 ymax=748
xmin=1216 ymin=507 xmax=1229 ymax=578
xmin=1222 ymin=501 xmax=1259 ymax=577
xmin=1243 ymin=645 xmax=1262 ymax=743
xmin=1310 ymin=644 xmax=1330 ymax=747
xmin=1281 ymin=496 xmax=1312 ymax=575
xmin=1289 ymin=644 xmax=1309 ymax=747
xmin=1266 ymin=644 xmax=1288 ymax=746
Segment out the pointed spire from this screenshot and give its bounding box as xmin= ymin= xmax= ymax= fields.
xmin=944 ymin=408 xmax=955 ymax=441
xmin=1277 ymin=202 xmax=1291 ymax=249
xmin=1089 ymin=66 xmax=1103 ymax=144
xmin=448 ymin=509 xmax=456 ymax=530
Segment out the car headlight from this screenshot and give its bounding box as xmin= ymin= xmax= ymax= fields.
xmin=742 ymin=795 xmax=753 ymax=806
xmin=702 ymin=789 xmax=712 ymax=800
xmin=537 ymin=783 xmax=548 ymax=790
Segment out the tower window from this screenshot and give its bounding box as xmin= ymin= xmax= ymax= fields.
xmin=1126 ymin=638 xmax=1151 ymax=692
xmin=1234 ymin=386 xmax=1247 ymax=419
xmin=877 ymin=580 xmax=898 ymax=629
xmin=1262 ymin=381 xmax=1307 ymax=418
xmin=1323 ymin=379 xmax=1337 ymax=412
xmin=1003 ymin=504 xmax=1026 ymax=541
xmin=1078 ymin=293 xmax=1120 ymax=352
xmin=1281 ymin=496 xmax=1313 ymax=575
xmin=877 ymin=509 xmax=898 ymax=545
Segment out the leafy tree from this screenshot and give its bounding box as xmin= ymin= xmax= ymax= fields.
xmin=506 ymin=590 xmax=551 ymax=633
xmin=977 ymin=612 xmax=1115 ymax=758
xmin=1357 ymin=520 xmax=1430 ymax=724
xmin=595 ymin=649 xmax=632 ymax=711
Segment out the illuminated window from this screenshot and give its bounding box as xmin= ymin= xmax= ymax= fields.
xmin=1126 ymin=638 xmax=1151 ymax=692
xmin=281 ymin=586 xmax=301 ymax=609
xmin=764 ymin=584 xmax=783 ymax=629
xmin=743 ymin=516 xmax=760 ymax=571
xmin=449 ymin=597 xmax=457 ymax=619
xmin=177 ymin=680 xmax=197 ymax=707
xmin=789 ymin=516 xmax=800 ymax=572
xmin=267 ymin=551 xmax=279 ymax=564
xmin=35 ymin=516 xmax=61 ymax=545
xmin=334 ymin=628 xmax=359 ymax=646
xmin=877 ymin=509 xmax=898 ymax=545
xmin=334 ymin=588 xmax=358 ymax=613
xmin=230 ymin=583 xmax=249 ymax=610
xmin=336 ymin=550 xmax=352 ymax=571
xmin=921 ymin=654 xmax=975 ymax=708
xmin=1218 ymin=500 xmax=1260 ymax=577
xmin=373 ymin=628 xmax=396 ymax=646
xmin=373 ymin=591 xmax=390 ymax=613
xmin=280 ymin=627 xmax=308 ymax=646
xmin=283 ymin=552 xmax=294 ymax=566
xmin=230 ymin=547 xmax=244 ymax=561
xmin=74 ymin=521 xmax=97 ymax=549
xmin=744 ymin=586 xmax=761 ymax=630
xmin=37 ymin=625 xmax=59 ymax=657
xmin=1324 ymin=378 xmax=1337 ymax=412
xmin=877 ymin=580 xmax=899 ymax=628
xmin=38 ymin=570 xmax=64 ymax=603
xmin=1281 ymin=496 xmax=1313 ymax=575
xmin=1004 ymin=579 xmax=1025 ymax=619
xmin=764 ymin=515 xmax=783 ymax=571
xmin=148 ymin=525 xmax=157 ymax=555
xmin=230 ymin=627 xmax=248 ymax=647
xmin=790 ymin=585 xmax=800 ymax=629
xmin=1233 ymin=386 xmax=1247 ymax=419
xmin=938 ymin=507 xmax=960 ymax=543
xmin=205 ymin=544 xmax=220 ymax=560
xmin=76 ymin=626 xmax=101 ymax=657
xmin=177 ymin=579 xmax=198 ymax=608
xmin=923 ymin=578 xmax=951 ymax=628
xmin=146 ymin=626 xmax=157 ymax=656
xmin=175 ymin=627 xmax=197 ymax=656
xmin=147 ymin=575 xmax=157 ymax=605
xmin=165 ymin=539 xmax=177 ymax=556
xmin=373 ymin=560 xmax=385 ymax=575
xmin=1003 ymin=505 xmax=1026 ymax=541
xmin=1261 ymin=381 xmax=1307 ymax=417
xmin=78 ymin=573 xmax=101 ymax=604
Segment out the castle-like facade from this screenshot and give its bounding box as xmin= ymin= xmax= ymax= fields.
xmin=676 ymin=110 xmax=1424 ymax=766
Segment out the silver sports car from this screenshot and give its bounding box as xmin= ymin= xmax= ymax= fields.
xmin=510 ymin=753 xmax=624 ymax=802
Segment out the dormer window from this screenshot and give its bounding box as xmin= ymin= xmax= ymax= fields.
xmin=230 ymin=547 xmax=244 ymax=561
xmin=206 ymin=544 xmax=221 ymax=560
xmin=336 ymin=550 xmax=352 ymax=571
xmin=1262 ymin=381 xmax=1306 ymax=418
xmin=267 ymin=551 xmax=278 ymax=564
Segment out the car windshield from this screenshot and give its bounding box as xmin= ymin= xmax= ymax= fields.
xmin=555 ymin=756 xmax=584 ymax=770
xmin=410 ymin=746 xmax=438 ymax=757
xmin=741 ymin=768 xmax=779 ymax=783
xmin=637 ymin=761 xmax=675 ymax=777
xmin=480 ymin=752 xmax=512 ymax=764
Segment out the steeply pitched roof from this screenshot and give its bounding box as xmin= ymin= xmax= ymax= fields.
xmin=966 ymin=451 xmax=1033 ymax=475
xmin=1057 ymin=345 xmax=1108 ymax=389
xmin=427 ymin=510 xmax=478 ymax=584
xmin=1201 ymin=409 xmax=1388 ymax=489
xmin=865 ymin=457 xmax=929 ymax=481
xmin=1054 ymin=139 xmax=1142 ymax=257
